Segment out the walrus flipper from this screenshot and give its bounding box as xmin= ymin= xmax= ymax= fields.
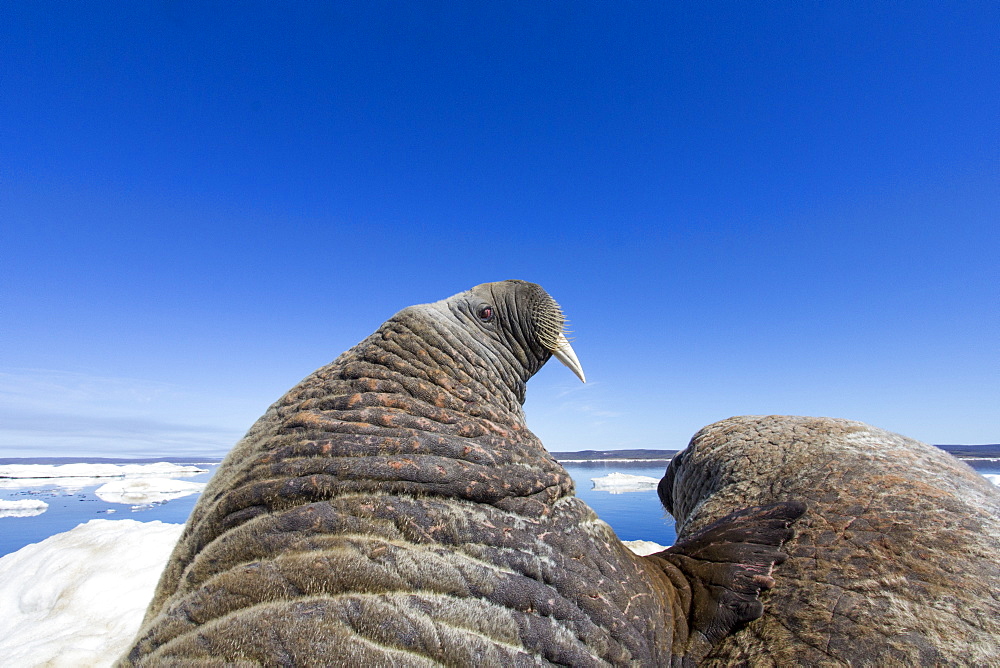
xmin=647 ymin=501 xmax=806 ymax=665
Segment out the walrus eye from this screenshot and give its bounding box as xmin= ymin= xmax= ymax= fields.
xmin=477 ymin=305 xmax=494 ymax=322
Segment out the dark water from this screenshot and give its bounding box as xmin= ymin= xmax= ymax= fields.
xmin=2 ymin=458 xmax=997 ymax=559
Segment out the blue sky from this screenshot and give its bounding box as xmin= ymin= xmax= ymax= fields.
xmin=2 ymin=2 xmax=997 ymax=457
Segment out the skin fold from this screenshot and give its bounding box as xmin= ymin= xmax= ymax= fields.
xmin=119 ymin=281 xmax=801 ymax=667
xmin=661 ymin=415 xmax=1000 ymax=667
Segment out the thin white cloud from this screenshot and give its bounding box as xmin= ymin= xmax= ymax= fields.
xmin=562 ymin=403 xmax=623 ymax=419
xmin=0 ymin=368 xmax=176 ymax=411
xmin=553 ymin=380 xmax=602 ymax=399
xmin=0 ymin=368 xmax=244 ymax=457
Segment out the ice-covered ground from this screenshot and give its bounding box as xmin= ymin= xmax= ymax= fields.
xmin=95 ymin=478 xmax=206 ymax=505
xmin=0 ymin=519 xmax=183 ymax=668
xmin=0 ymin=499 xmax=49 ymax=518
xmin=591 ymin=471 xmax=660 ymax=493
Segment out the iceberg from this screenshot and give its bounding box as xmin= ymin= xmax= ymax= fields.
xmin=0 ymin=519 xmax=183 ymax=668
xmin=0 ymin=499 xmax=49 ymax=518
xmin=984 ymin=473 xmax=999 ymax=486
xmin=591 ymin=472 xmax=660 ymax=493
xmin=95 ymin=478 xmax=206 ymax=505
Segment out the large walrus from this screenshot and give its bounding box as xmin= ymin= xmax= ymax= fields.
xmin=120 ymin=280 xmax=802 ymax=666
xmin=660 ymin=415 xmax=1000 ymax=666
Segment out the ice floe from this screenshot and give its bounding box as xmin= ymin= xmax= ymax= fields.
xmin=95 ymin=478 xmax=206 ymax=505
xmin=591 ymin=472 xmax=660 ymax=493
xmin=0 ymin=519 xmax=184 ymax=668
xmin=621 ymin=539 xmax=668 ymax=556
xmin=0 ymin=499 xmax=49 ymax=518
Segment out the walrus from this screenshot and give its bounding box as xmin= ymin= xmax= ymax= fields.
xmin=120 ymin=280 xmax=803 ymax=666
xmin=660 ymin=415 xmax=1000 ymax=666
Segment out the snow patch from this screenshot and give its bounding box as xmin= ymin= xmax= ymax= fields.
xmin=591 ymin=472 xmax=660 ymax=493
xmin=0 ymin=519 xmax=183 ymax=667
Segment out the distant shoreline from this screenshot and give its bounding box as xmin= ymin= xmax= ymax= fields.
xmin=549 ymin=449 xmax=678 ymax=462
xmin=557 ymin=459 xmax=674 ymax=463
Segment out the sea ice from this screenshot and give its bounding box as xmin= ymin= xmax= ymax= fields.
xmin=0 ymin=499 xmax=49 ymax=518
xmin=0 ymin=462 xmax=207 ymax=490
xmin=0 ymin=462 xmax=206 ymax=479
xmin=0 ymin=519 xmax=183 ymax=668
xmin=95 ymin=478 xmax=207 ymax=505
xmin=591 ymin=472 xmax=660 ymax=493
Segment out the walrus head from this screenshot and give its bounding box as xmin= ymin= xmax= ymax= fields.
xmin=401 ymin=280 xmax=584 ymax=409
xmin=450 ymin=279 xmax=584 ymax=382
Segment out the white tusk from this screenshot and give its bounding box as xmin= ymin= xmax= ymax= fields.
xmin=551 ymin=332 xmax=586 ymax=383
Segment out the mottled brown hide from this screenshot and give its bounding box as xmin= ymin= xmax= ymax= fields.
xmin=661 ymin=415 xmax=1000 ymax=666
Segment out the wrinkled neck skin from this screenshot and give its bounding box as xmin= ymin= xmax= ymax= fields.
xmin=406 ymin=299 xmax=549 ymax=413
